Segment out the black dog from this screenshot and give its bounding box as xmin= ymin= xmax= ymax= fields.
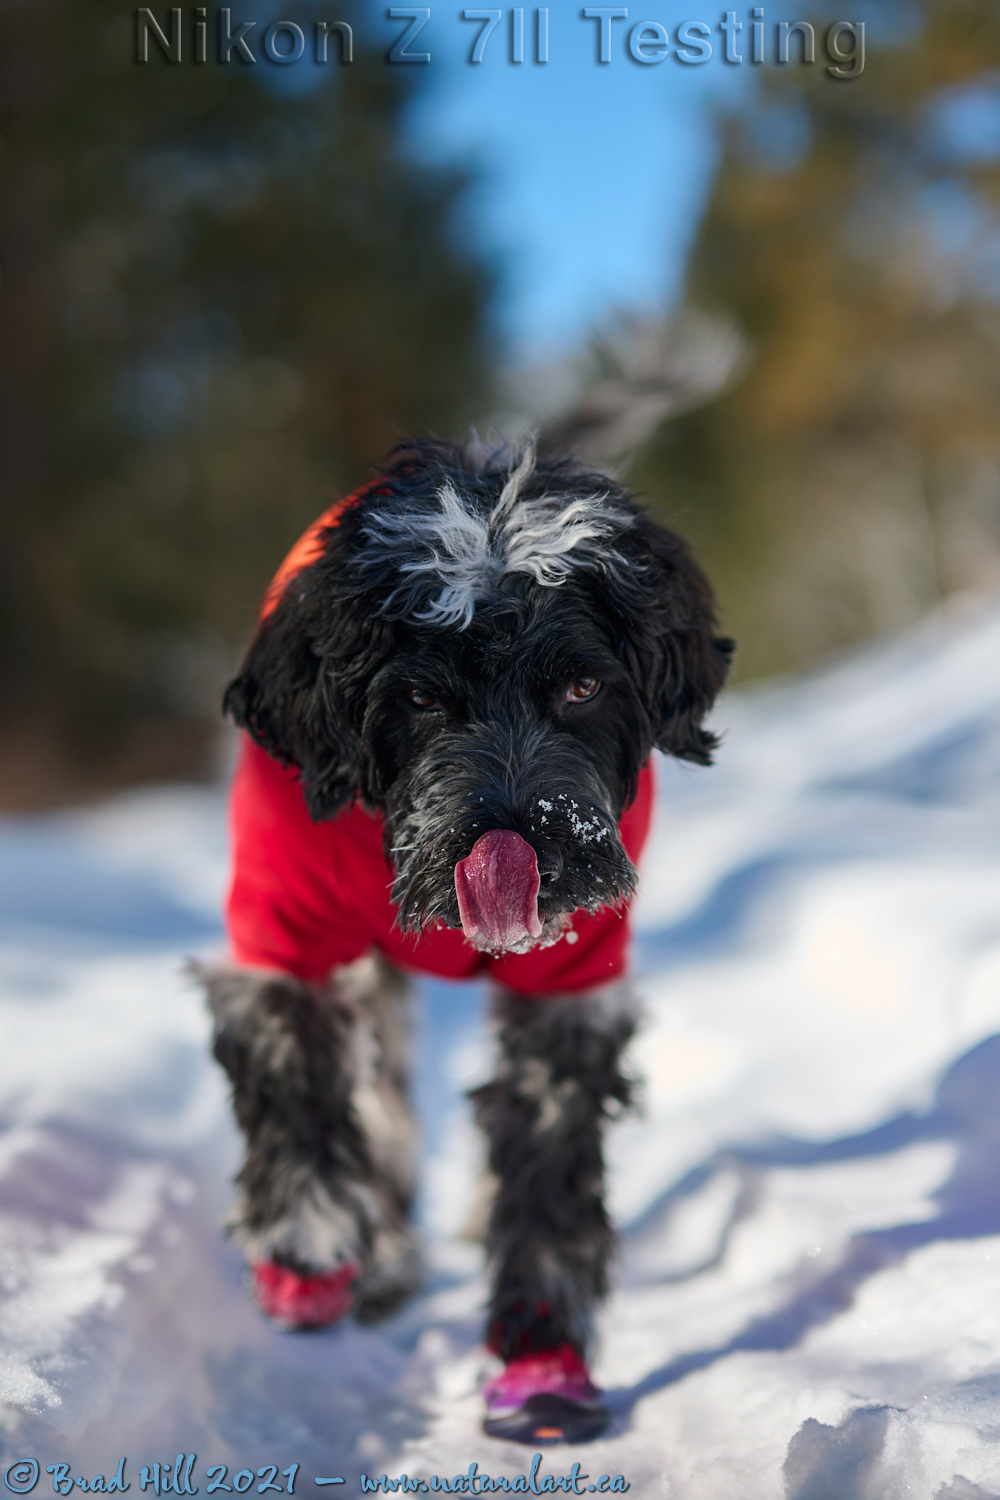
xmin=202 ymin=437 xmax=730 ymax=1442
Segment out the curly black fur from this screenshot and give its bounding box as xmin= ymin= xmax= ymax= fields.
xmin=200 ymin=962 xmax=419 ymax=1316
xmin=470 ymin=986 xmax=639 ymax=1361
xmin=203 ymin=966 xmax=373 ymax=1258
xmin=214 ymin=437 xmax=730 ymax=1354
xmin=224 ymin=440 xmax=732 ymax=938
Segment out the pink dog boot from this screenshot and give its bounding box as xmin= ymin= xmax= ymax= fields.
xmin=249 ymin=1260 xmax=358 ymax=1330
xmin=483 ymin=1344 xmax=610 ymax=1445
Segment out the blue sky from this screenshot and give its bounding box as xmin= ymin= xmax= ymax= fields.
xmin=253 ymin=3 xmax=911 ymax=360
xmin=401 ymin=5 xmax=749 ymax=357
xmin=252 ymin=2 xmax=1000 ymax=362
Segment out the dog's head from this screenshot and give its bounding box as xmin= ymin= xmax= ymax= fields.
xmin=225 ymin=440 xmax=732 ymax=954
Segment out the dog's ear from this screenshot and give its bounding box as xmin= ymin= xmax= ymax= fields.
xmin=223 ymin=578 xmax=364 ymax=821
xmin=634 ymin=514 xmax=734 ymax=766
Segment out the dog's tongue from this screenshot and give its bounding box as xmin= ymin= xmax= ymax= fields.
xmin=454 ymin=831 xmax=542 ymax=952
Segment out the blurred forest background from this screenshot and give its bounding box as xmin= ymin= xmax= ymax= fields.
xmin=634 ymin=0 xmax=1000 ymax=680
xmin=0 ymin=0 xmax=494 ymax=799
xmin=1 ymin=0 xmax=1000 ymax=802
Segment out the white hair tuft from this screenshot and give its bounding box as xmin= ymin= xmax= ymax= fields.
xmin=358 ymin=444 xmax=632 ymax=629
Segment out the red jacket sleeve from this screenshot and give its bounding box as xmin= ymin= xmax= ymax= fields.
xmin=226 ymin=736 xmax=372 ymax=981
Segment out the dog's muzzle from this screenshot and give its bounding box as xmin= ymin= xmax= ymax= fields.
xmin=454 ymin=830 xmax=543 ymax=954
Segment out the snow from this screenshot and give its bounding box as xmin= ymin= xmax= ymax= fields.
xmin=5 ymin=596 xmax=1000 ymax=1495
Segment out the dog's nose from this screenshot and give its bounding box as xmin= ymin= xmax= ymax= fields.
xmin=537 ymin=849 xmax=563 ymax=885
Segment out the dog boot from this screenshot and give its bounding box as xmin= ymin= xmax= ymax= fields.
xmin=482 ymin=1344 xmax=610 ymax=1445
xmin=249 ymin=1259 xmax=358 ymax=1330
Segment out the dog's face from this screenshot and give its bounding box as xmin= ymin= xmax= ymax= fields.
xmin=225 ymin=442 xmax=731 ymax=955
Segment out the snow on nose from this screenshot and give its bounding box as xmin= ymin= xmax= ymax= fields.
xmin=454 ymin=830 xmax=542 ymax=953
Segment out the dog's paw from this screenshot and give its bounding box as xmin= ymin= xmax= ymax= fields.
xmin=482 ymin=1345 xmax=609 ymax=1445
xmin=249 ymin=1259 xmax=358 ymax=1330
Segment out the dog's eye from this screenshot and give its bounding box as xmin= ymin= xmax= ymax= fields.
xmin=406 ymin=688 xmax=440 ymax=710
xmin=565 ymin=677 xmax=601 ymax=704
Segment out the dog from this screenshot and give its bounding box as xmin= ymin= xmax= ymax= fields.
xmin=201 ymin=436 xmax=731 ymax=1443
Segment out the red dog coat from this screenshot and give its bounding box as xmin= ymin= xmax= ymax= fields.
xmin=225 ymin=492 xmax=654 ymax=996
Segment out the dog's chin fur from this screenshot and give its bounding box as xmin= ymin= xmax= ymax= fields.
xmin=461 ymin=910 xmax=575 ymax=958
xmin=223 ymin=439 xmax=731 ymax=949
xmin=383 ymin=714 xmax=638 ymax=945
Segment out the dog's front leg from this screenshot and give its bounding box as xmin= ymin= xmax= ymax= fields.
xmin=199 ymin=956 xmax=419 ymax=1328
xmin=471 ymin=983 xmax=639 ymax=1441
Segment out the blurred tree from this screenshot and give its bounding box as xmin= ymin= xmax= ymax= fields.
xmin=634 ymin=0 xmax=1000 ymax=681
xmin=0 ymin=0 xmax=494 ymax=800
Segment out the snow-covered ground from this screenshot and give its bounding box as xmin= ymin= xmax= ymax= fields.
xmin=5 ymin=596 xmax=1000 ymax=1497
